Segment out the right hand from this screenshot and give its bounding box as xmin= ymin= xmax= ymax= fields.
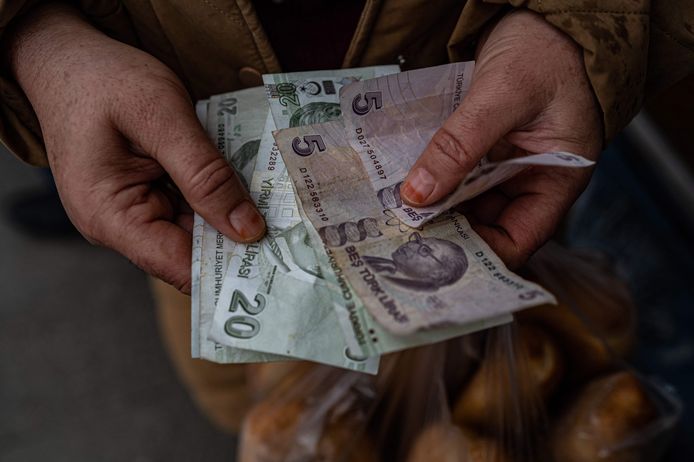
xmin=7 ymin=4 xmax=265 ymax=293
xmin=400 ymin=10 xmax=601 ymax=269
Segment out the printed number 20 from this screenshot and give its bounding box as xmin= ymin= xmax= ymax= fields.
xmin=352 ymin=91 xmax=383 ymax=115
xmin=224 ymin=290 xmax=266 ymax=339
xmin=292 ymin=135 xmax=326 ymax=156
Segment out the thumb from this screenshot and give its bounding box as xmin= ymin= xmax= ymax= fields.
xmin=401 ymin=79 xmax=529 ymax=206
xmin=120 ymin=97 xmax=266 ymax=243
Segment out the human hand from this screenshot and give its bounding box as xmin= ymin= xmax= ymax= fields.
xmin=400 ymin=10 xmax=602 ymax=268
xmin=7 ymin=5 xmax=265 ymax=292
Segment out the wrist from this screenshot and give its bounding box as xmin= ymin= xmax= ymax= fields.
xmin=6 ymin=3 xmax=103 ymax=102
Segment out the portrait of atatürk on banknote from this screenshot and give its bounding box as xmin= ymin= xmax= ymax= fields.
xmin=363 ymin=232 xmax=468 ymax=291
xmin=289 ymin=102 xmax=341 ymax=127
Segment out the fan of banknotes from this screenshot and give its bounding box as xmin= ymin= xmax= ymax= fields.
xmin=191 ymin=63 xmax=593 ymax=374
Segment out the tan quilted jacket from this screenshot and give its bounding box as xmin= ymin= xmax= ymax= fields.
xmin=1 ymin=0 xmax=693 ymax=167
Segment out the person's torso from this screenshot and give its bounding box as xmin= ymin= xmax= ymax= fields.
xmin=87 ymin=0 xmax=496 ymax=98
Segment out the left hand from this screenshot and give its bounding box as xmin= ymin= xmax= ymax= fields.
xmin=400 ymin=10 xmax=602 ymax=268
xmin=6 ymin=4 xmax=266 ymax=293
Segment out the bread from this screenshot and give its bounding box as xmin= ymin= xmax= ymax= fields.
xmin=452 ymin=324 xmax=563 ymax=430
xmin=462 ymin=430 xmax=509 ymax=462
xmin=239 ymin=398 xmax=305 ymax=462
xmin=517 ymin=299 xmax=634 ymax=380
xmin=239 ymin=392 xmax=377 ymax=462
xmin=318 ymin=414 xmax=379 ymax=462
xmin=407 ymin=423 xmax=468 ymax=462
xmin=246 ymin=361 xmax=305 ymax=400
xmin=520 ymin=245 xmax=636 ymax=380
xmin=407 ymin=423 xmax=508 ymax=462
xmin=550 ymin=371 xmax=658 ymax=462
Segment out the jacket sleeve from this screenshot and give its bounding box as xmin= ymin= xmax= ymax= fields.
xmin=0 ymin=1 xmax=139 ymax=167
xmin=510 ymin=0 xmax=694 ymax=141
xmin=0 ymin=1 xmax=47 ymax=167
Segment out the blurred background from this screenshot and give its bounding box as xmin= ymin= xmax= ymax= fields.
xmin=0 ymin=149 xmax=235 ymax=458
xmin=0 ymin=76 xmax=692 ymax=461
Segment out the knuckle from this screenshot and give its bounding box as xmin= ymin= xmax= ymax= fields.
xmin=72 ymin=221 xmax=102 ymax=246
xmin=150 ymin=266 xmax=190 ymax=294
xmin=186 ymin=157 xmax=238 ymax=204
xmin=80 ymin=226 xmax=104 ymax=246
xmin=504 ymin=238 xmax=535 ymax=270
xmin=496 ymin=218 xmax=548 ymax=270
xmin=429 ymin=127 xmax=476 ymax=173
xmin=127 ymin=253 xmax=184 ymax=289
xmin=515 ymin=225 xmax=549 ymax=266
xmin=153 ymin=267 xmax=190 ymax=294
xmin=507 ymin=250 xmax=532 ymax=270
xmin=174 ymin=279 xmax=192 ymax=295
xmin=68 ymin=202 xmax=108 ymax=247
xmin=522 ymin=233 xmax=544 ymax=262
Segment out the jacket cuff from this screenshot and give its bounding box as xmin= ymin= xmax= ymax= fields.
xmin=0 ymin=0 xmax=48 ymax=166
xmin=516 ymin=0 xmax=650 ymax=141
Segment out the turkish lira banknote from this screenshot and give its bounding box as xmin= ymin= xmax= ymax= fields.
xmin=291 ymin=187 xmax=511 ymax=358
xmin=195 ymin=63 xmax=581 ymax=367
xmin=263 ymin=66 xmax=399 ymax=129
xmin=192 ymin=89 xmax=285 ymax=363
xmin=339 ymin=62 xmax=594 ymax=227
xmin=208 ymin=110 xmax=378 ymax=373
xmin=206 ymin=67 xmax=399 ymax=372
xmin=207 ymin=66 xmax=512 ymax=370
xmin=274 ymin=120 xmax=557 ymax=335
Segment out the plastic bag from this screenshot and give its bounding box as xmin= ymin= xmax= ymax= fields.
xmin=240 ymin=363 xmax=378 ymax=462
xmin=238 ymin=242 xmax=682 ymax=462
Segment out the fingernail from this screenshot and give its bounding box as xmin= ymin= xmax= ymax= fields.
xmin=229 ymin=200 xmax=265 ymax=241
xmin=401 ymin=168 xmax=436 ymax=205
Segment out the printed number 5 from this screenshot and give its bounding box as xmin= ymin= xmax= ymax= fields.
xmin=224 ymin=290 xmax=266 ymax=339
xmin=352 ymin=91 xmax=383 ymax=115
xmin=292 ymin=135 xmax=326 ymax=156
